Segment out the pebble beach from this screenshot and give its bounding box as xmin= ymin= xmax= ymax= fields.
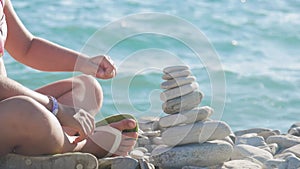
xmin=1 ymin=65 xmax=300 ymax=169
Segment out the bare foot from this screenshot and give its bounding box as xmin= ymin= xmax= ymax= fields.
xmin=82 ymin=119 xmax=138 ymax=158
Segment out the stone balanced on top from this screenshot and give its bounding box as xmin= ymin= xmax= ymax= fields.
xmin=151 ymin=65 xmax=233 ymax=169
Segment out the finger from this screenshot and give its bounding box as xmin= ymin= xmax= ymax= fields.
xmin=97 ymin=66 xmax=116 ymax=79
xmin=104 ymin=63 xmax=116 ymax=75
xmin=73 ymin=134 xmax=86 ymax=144
xmin=100 ymin=56 xmax=116 ymax=77
xmin=109 ymin=119 xmax=137 ymax=131
xmin=73 ymin=120 xmax=89 ymax=143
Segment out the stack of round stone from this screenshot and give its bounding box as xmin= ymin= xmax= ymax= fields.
xmin=160 ymin=65 xmax=203 ymax=116
xmin=152 ymin=65 xmax=233 ymax=169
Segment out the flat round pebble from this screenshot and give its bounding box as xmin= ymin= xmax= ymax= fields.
xmin=160 ymin=82 xmax=198 ymax=101
xmin=162 ymin=91 xmax=203 ymax=114
xmin=142 ymin=130 xmax=161 ymax=137
xmin=163 ymin=65 xmax=190 ymax=74
xmin=159 ymin=106 xmax=213 ymax=128
xmin=134 ymin=147 xmax=148 ymax=153
xmin=130 ymin=150 xmax=144 ymax=159
xmin=161 ymin=76 xmax=196 ymax=89
xmin=162 ymin=70 xmax=191 ymax=80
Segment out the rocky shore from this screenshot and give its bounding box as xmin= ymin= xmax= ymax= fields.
xmin=137 ymin=117 xmax=300 ymax=169
xmin=2 ymin=121 xmax=300 ymax=169
xmin=1 ymin=65 xmax=300 ymax=169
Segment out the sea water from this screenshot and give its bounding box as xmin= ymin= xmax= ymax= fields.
xmin=5 ymin=0 xmax=300 ymax=132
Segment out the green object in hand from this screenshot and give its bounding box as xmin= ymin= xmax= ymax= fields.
xmin=95 ymin=114 xmax=138 ymax=132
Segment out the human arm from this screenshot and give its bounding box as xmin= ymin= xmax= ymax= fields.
xmin=3 ymin=0 xmax=116 ymax=79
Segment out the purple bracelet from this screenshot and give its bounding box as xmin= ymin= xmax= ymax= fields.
xmin=48 ymin=96 xmax=59 ymax=116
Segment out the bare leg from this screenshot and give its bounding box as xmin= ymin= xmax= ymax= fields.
xmin=35 ymin=74 xmax=138 ymax=157
xmin=36 ymin=75 xmax=103 ymax=136
xmin=0 ymin=96 xmax=137 ymax=157
xmin=0 ymin=96 xmax=67 ymax=156
xmin=0 ymin=76 xmax=137 ymax=157
xmin=36 ymin=75 xmax=103 ymax=116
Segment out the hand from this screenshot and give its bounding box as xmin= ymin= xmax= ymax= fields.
xmin=56 ymin=103 xmax=95 ymax=143
xmin=79 ymin=55 xmax=117 ymax=79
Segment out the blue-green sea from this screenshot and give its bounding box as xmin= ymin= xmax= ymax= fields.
xmin=5 ymin=0 xmax=300 ymax=133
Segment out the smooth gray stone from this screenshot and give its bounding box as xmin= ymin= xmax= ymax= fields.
xmin=160 ymin=82 xmax=198 ymax=101
xmin=267 ymin=143 xmax=279 ymax=155
xmin=142 ymin=130 xmax=161 ymax=137
xmin=275 ymin=153 xmax=296 ymax=160
xmin=282 ymin=144 xmax=300 ymax=158
xmin=151 ymin=140 xmax=233 ymax=169
xmin=223 ymin=160 xmax=262 ymax=169
xmin=258 ymin=130 xmax=280 ymax=141
xmin=162 ymin=91 xmax=203 ymax=114
xmin=289 ymin=122 xmax=300 ymax=129
xmin=134 ymin=147 xmax=148 ymax=153
xmin=161 ymin=76 xmax=196 ymax=89
xmin=266 ymin=135 xmax=300 ymax=149
xmin=163 ymin=65 xmax=190 ymax=74
xmin=264 ymin=159 xmax=287 ymax=169
xmin=288 ymin=127 xmax=300 ymax=137
xmin=234 ymin=128 xmax=273 ymax=137
xmin=138 ymin=136 xmax=151 ymax=146
xmin=221 ymin=136 xmax=235 ymax=146
xmin=162 ymin=70 xmax=191 ymax=80
xmin=159 ymin=106 xmax=213 ymax=128
xmin=138 ymin=117 xmax=160 ymax=131
xmin=231 ymin=144 xmax=273 ymax=165
xmin=151 ymin=137 xmax=164 ymax=145
xmin=98 ymin=157 xmax=139 ymax=169
xmin=235 ymin=136 xmax=267 ymax=147
xmin=287 ymin=156 xmax=300 ymax=169
xmin=138 ymin=159 xmax=155 ymax=169
xmin=162 ymin=120 xmax=232 ymax=146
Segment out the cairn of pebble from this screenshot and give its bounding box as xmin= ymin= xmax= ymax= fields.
xmin=143 ymin=65 xmax=233 ymax=169
xmin=136 ymin=65 xmax=300 ymax=169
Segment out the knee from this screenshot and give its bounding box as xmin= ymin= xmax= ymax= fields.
xmin=75 ymin=75 xmax=103 ymax=109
